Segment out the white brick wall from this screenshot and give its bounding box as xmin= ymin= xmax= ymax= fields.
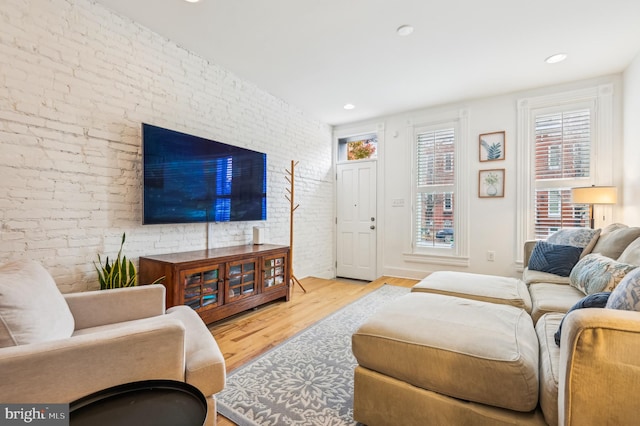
xmin=0 ymin=0 xmax=335 ymax=292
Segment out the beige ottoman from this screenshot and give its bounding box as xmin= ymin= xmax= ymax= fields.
xmin=352 ymin=292 xmax=541 ymax=425
xmin=412 ymin=270 xmax=532 ymax=313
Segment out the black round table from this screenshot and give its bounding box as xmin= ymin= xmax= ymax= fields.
xmin=70 ymin=380 xmax=207 ymax=426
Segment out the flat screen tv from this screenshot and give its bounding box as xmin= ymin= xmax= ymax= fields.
xmin=142 ymin=123 xmax=266 ymax=224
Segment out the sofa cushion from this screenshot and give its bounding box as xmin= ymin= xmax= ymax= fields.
xmin=528 ymin=282 xmax=585 ymax=324
xmin=606 ymin=267 xmax=640 ymax=311
xmin=591 ymin=226 xmax=640 ymax=259
xmin=617 ymin=237 xmax=640 ymax=266
xmin=569 ymin=253 xmax=636 ymax=295
xmin=412 ymin=271 xmax=532 ymax=313
xmin=547 ymin=227 xmax=601 ymax=258
xmin=522 ymin=268 xmax=571 ymax=285
xmin=554 ymin=292 xmax=611 ymax=346
xmin=0 ymin=260 xmax=75 ymax=348
xmin=600 ymin=222 xmax=629 ymax=235
xmin=528 ymin=241 xmax=583 ymax=277
xmin=352 ymin=293 xmax=539 ymax=412
xmin=536 ymin=313 xmax=564 ymax=426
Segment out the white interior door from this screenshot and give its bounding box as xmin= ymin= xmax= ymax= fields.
xmin=336 ymin=161 xmax=377 ymax=280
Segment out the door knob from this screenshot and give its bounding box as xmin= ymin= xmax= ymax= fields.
xmin=370 ymin=225 xmax=376 ymax=230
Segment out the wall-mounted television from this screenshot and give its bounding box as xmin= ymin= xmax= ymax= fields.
xmin=142 ymin=123 xmax=266 ymax=225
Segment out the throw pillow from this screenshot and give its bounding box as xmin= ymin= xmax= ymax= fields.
xmin=606 ymin=267 xmax=640 ymax=311
xmin=547 ymin=228 xmax=601 ymax=258
xmin=528 ymin=241 xmax=583 ymax=277
xmin=554 ymin=292 xmax=611 ymax=346
xmin=569 ymin=253 xmax=637 ymax=295
xmin=0 ymin=260 xmax=75 ymax=348
xmin=591 ymin=226 xmax=640 ymax=260
xmin=600 ymin=223 xmax=628 ymax=235
xmin=617 ymin=237 xmax=640 ymax=266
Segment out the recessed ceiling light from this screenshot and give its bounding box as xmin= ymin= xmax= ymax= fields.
xmin=396 ymin=25 xmax=414 ymax=37
xmin=184 ymin=0 xmax=201 ymax=3
xmin=545 ymin=53 xmax=568 ymax=64
xmin=343 ymin=104 xmax=355 ymax=110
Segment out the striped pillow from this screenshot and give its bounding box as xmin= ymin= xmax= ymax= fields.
xmin=528 ymin=241 xmax=583 ymax=277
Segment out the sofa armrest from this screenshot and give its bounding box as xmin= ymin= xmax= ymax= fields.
xmin=167 ymin=305 xmax=226 ymax=396
xmin=64 ymin=284 xmax=166 ymax=329
xmin=0 ymin=316 xmax=186 ymax=404
xmin=558 ymin=308 xmax=640 ymax=425
xmin=523 ymin=240 xmax=538 ymax=267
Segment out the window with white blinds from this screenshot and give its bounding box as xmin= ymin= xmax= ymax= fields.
xmin=415 ymin=127 xmax=455 ymax=248
xmin=534 ymin=109 xmax=591 ymax=238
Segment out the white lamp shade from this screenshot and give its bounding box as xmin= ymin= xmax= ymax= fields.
xmin=571 ymin=186 xmax=617 ymax=204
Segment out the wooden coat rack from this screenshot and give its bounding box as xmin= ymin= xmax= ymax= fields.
xmin=285 ymin=160 xmax=306 ymax=294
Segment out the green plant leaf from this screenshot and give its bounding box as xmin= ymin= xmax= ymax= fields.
xmin=94 ymin=232 xmax=139 ymax=290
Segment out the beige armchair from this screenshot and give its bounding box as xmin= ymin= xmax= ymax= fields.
xmin=0 ymin=260 xmax=225 ymax=426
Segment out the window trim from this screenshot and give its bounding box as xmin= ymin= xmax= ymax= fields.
xmin=516 ymin=84 xmax=614 ymax=265
xmin=406 ymin=108 xmax=469 ymax=266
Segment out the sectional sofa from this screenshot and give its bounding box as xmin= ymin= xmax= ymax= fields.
xmin=352 ymin=224 xmax=640 ymax=425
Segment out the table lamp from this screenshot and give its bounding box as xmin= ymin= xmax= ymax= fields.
xmin=571 ymin=185 xmax=617 ymax=228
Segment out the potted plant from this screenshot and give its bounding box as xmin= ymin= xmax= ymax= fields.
xmin=94 ymin=232 xmax=140 ymax=290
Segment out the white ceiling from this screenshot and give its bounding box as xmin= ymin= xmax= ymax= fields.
xmin=93 ymin=0 xmax=640 ymax=125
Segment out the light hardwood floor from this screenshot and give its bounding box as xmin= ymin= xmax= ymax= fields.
xmin=209 ymin=275 xmax=419 ymax=426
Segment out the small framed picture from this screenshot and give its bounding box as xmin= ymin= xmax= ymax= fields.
xmin=479 ymin=131 xmax=505 ymax=162
xmin=479 ymin=169 xmax=505 ymax=198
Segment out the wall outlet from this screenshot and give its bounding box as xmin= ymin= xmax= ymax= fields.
xmin=487 ymin=251 xmax=495 ymax=261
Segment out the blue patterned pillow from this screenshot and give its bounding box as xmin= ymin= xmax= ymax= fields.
xmin=528 ymin=241 xmax=583 ymax=277
xmin=569 ymin=253 xmax=637 ymax=295
xmin=606 ymin=267 xmax=640 ymax=311
xmin=547 ymin=227 xmax=601 ymax=257
xmin=555 ymin=292 xmax=611 ymax=346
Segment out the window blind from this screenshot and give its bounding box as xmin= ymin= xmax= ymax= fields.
xmin=415 ymin=128 xmax=455 ymax=248
xmin=534 ymin=109 xmax=591 ymax=237
xmin=416 ymin=129 xmax=455 ymax=186
xmin=534 ymin=188 xmax=589 ymax=239
xmin=535 ymin=109 xmax=590 ymax=180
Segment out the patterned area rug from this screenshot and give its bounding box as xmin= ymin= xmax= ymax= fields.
xmin=217 ymin=284 xmax=411 ymax=426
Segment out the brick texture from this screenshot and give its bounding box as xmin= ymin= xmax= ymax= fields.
xmin=0 ymin=0 xmax=334 ymax=292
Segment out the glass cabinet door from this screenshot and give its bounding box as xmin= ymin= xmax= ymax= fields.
xmin=181 ymin=264 xmax=223 ymax=312
xmin=226 ymin=258 xmax=257 ymax=302
xmin=263 ymin=254 xmax=287 ymax=291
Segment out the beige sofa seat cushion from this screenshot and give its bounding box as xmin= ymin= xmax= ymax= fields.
xmin=535 ymin=313 xmax=564 ymax=426
xmin=412 ymin=271 xmax=532 ymax=313
xmin=0 ymin=260 xmax=75 ymax=348
xmin=522 ymin=267 xmax=571 ymax=285
xmin=528 ymin=283 xmax=584 ymax=323
xmin=591 ymin=226 xmax=640 ymax=259
xmin=352 ymin=292 xmax=539 ymax=412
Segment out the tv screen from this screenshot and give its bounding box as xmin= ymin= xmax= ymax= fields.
xmin=142 ymin=123 xmax=266 ymax=224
